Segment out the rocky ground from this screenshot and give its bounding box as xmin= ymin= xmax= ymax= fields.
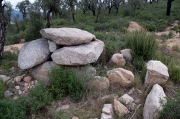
xmin=1 ymin=21 xmax=180 ymax=119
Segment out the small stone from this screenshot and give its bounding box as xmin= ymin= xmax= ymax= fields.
xmin=119 ymin=94 xmax=134 ymax=105
xmin=24 ymin=86 xmax=29 ymax=92
xmin=35 ymin=80 xmax=38 ymax=84
xmin=102 ymin=104 xmax=113 ymax=115
xmin=15 ymin=86 xmax=20 ymax=90
xmin=23 ymin=76 xmax=32 ymax=83
xmin=56 ymin=105 xmax=70 ymax=112
xmin=101 ymin=113 xmax=113 ymax=119
xmin=14 ymin=76 xmax=23 ymax=82
xmin=18 ymin=90 xmax=23 ymax=95
xmin=13 ymin=96 xmax=18 ymax=100
xmin=0 ymin=75 xmax=11 ymax=82
xmin=9 ymin=67 xmax=15 ymax=71
xmin=30 ymin=81 xmax=35 ymax=85
xmin=24 ymin=83 xmax=29 ymax=87
xmin=72 ymin=116 xmax=79 ymax=119
xmin=134 ymin=98 xmax=141 ymax=104
xmin=128 ymin=87 xmax=135 ymax=95
xmin=127 ymin=102 xmax=136 ymax=111
xmin=114 ymin=99 xmax=130 ymax=117
xmin=137 ymin=89 xmax=142 ymax=94
xmin=4 ymin=90 xmax=13 ymax=97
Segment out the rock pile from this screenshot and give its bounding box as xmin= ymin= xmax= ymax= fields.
xmin=18 ymin=28 xmax=104 ymax=80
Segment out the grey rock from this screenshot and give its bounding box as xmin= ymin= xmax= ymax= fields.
xmin=120 ymin=49 xmax=132 ymax=62
xmin=48 ymin=40 xmax=57 ymax=52
xmin=0 ymin=75 xmax=11 ymax=82
xmin=51 ymin=40 xmax=104 ymax=65
xmin=143 ymin=84 xmax=167 ymax=119
xmin=145 ymin=60 xmax=169 ymax=87
xmin=101 ymin=113 xmax=113 ymax=119
xmin=119 ymin=94 xmax=134 ymax=105
xmin=4 ymin=90 xmax=13 ymax=98
xmin=18 ymin=38 xmax=50 ymax=69
xmin=31 ymin=61 xmax=59 ymax=80
xmin=40 ymin=28 xmax=96 ymax=45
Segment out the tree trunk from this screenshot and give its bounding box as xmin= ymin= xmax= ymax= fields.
xmin=166 ymin=0 xmax=174 ymax=16
xmin=116 ymin=8 xmax=119 ymax=14
xmin=72 ymin=12 xmax=76 ymax=22
xmin=0 ymin=0 xmax=6 ymax=63
xmin=46 ymin=9 xmax=52 ymax=28
xmin=150 ymin=0 xmax=152 ymax=4
xmin=108 ymin=8 xmax=111 ymax=14
xmin=92 ymin=10 xmax=96 ymax=16
xmin=46 ymin=3 xmax=56 ymax=28
xmin=43 ymin=9 xmax=47 ymax=20
xmin=14 ymin=16 xmax=19 ymax=33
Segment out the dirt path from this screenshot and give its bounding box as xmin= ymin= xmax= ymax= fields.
xmin=4 ymin=43 xmax=24 ymax=53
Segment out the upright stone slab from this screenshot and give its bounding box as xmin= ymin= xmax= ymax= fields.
xmin=51 ymin=40 xmax=104 ymax=65
xmin=145 ymin=60 xmax=169 ymax=86
xmin=143 ymin=84 xmax=167 ymax=119
xmin=40 ymin=28 xmax=96 ymax=45
xmin=18 ymin=38 xmax=50 ymax=69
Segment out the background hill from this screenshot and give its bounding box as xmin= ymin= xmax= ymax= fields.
xmin=11 ymin=10 xmax=23 ymax=22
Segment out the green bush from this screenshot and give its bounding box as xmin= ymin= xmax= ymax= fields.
xmin=1 ymin=51 xmax=18 ymax=70
xmin=133 ymin=56 xmax=145 ymax=71
xmin=152 ymin=51 xmax=170 ymax=65
xmin=2 ymin=51 xmax=18 ymax=61
xmin=28 ymin=81 xmax=53 ymax=113
xmin=0 ymin=80 xmax=5 ymax=99
xmin=168 ymin=61 xmax=180 ymax=82
xmin=0 ymin=98 xmax=27 ymax=119
xmin=25 ymin=11 xmax=43 ymax=41
xmin=48 ymin=66 xmax=84 ymax=101
xmin=5 ymin=34 xmax=20 ymax=46
xmin=124 ymin=30 xmax=157 ymax=60
xmin=159 ymin=92 xmax=180 ymax=119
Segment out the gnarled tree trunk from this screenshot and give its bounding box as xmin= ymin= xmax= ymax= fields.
xmin=0 ymin=0 xmax=6 ymax=63
xmin=166 ymin=0 xmax=174 ymax=16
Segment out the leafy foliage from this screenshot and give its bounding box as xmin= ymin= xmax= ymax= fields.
xmin=124 ymin=30 xmax=157 ymax=61
xmin=48 ymin=66 xmax=84 ymax=101
xmin=0 ymin=80 xmax=5 ymax=99
xmin=27 ymin=81 xmax=53 ymax=113
xmin=159 ymin=92 xmax=180 ymax=119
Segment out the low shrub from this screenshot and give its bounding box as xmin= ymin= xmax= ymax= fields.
xmin=133 ymin=56 xmax=145 ymax=71
xmin=159 ymin=91 xmax=180 ymax=119
xmin=0 ymin=98 xmax=27 ymax=119
xmin=172 ymin=45 xmax=180 ymax=52
xmin=48 ymin=66 xmax=84 ymax=101
xmin=124 ymin=30 xmax=157 ymax=61
xmin=27 ymin=81 xmax=53 ymax=113
xmin=0 ymin=80 xmax=5 ymax=99
xmin=2 ymin=51 xmax=18 ymax=61
xmin=168 ymin=61 xmax=180 ymax=82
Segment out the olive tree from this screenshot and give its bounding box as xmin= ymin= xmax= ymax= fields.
xmin=0 ymin=0 xmax=6 ymax=63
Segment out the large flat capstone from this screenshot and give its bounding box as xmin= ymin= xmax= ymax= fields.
xmin=40 ymin=28 xmax=96 ymax=45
